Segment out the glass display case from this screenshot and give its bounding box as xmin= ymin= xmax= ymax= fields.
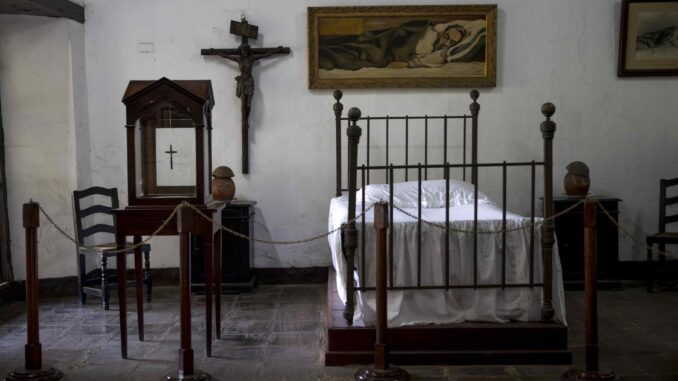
xmin=122 ymin=77 xmax=214 ymax=206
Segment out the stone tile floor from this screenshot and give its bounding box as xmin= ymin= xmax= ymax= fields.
xmin=0 ymin=283 xmax=677 ymax=380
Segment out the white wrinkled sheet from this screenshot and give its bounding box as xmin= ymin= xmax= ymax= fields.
xmin=328 ymin=196 xmax=567 ymax=327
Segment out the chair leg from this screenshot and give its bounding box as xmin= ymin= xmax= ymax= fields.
xmin=144 ymin=250 xmax=152 ymax=303
xmin=647 ymin=243 xmax=654 ymax=293
xmin=102 ymin=256 xmax=110 ymax=310
xmin=77 ymin=253 xmax=87 ymax=305
xmin=658 ymin=244 xmax=666 ymax=287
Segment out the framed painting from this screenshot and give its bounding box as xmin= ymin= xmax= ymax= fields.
xmin=618 ymin=0 xmax=678 ymax=77
xmin=307 ymin=5 xmax=497 ymax=89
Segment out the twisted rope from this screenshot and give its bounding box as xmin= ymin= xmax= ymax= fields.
xmin=35 ymin=197 xmax=678 ymax=259
xmin=594 ymin=199 xmax=678 ymax=260
xmin=390 ymin=198 xmax=586 ymax=235
xmin=38 ymin=202 xmax=373 ymax=252
xmin=39 ymin=202 xmax=182 ymax=254
xmin=186 ymin=203 xmax=374 ymax=245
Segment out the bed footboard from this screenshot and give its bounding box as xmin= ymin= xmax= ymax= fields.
xmin=334 ymin=91 xmax=558 ymax=326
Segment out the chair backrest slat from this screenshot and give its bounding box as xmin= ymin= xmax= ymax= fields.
xmin=665 ymin=214 xmax=678 ymax=226
xmin=79 ymin=205 xmax=113 ymax=218
xmin=72 ymin=186 xmax=119 ymax=245
xmin=666 ymin=196 xmax=678 ymax=207
xmin=82 ymin=224 xmax=116 ymax=238
xmin=659 ymin=178 xmax=678 ymax=232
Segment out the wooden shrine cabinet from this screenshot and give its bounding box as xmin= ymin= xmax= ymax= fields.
xmin=192 ymin=200 xmax=256 ymax=293
xmin=121 ymin=77 xmax=214 ymax=206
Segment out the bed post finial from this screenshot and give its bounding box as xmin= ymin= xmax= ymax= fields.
xmin=348 ymin=107 xmax=361 ymax=123
xmin=540 ymin=102 xmax=556 ymax=323
xmin=541 ymin=102 xmax=556 ymax=120
xmin=334 ymin=90 xmax=344 ymax=197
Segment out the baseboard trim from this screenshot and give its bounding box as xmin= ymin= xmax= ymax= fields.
xmin=255 ymin=267 xmax=328 ymax=284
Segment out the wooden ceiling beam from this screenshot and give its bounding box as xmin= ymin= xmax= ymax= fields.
xmin=0 ymin=0 xmax=84 ymax=23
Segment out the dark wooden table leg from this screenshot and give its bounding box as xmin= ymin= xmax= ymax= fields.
xmin=133 ymin=235 xmax=144 ymax=342
xmin=204 ymin=227 xmax=214 ymax=357
xmin=166 ymin=205 xmax=211 ymax=381
xmin=214 ymin=230 xmax=222 ymax=340
xmin=116 ymin=232 xmax=128 ymax=359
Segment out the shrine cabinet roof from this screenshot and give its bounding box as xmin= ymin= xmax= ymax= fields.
xmin=122 ymin=77 xmax=215 ymax=106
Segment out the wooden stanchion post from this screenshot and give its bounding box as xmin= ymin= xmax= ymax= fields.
xmin=5 ymin=201 xmax=63 ymax=381
xmin=563 ymin=200 xmax=617 ymax=380
xmin=165 ymin=205 xmax=211 ymax=381
xmin=355 ymin=202 xmax=409 ymax=381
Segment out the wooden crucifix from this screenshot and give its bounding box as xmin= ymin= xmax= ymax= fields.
xmin=201 ymin=16 xmax=290 ymax=174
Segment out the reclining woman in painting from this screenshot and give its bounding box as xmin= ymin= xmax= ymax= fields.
xmin=318 ymin=19 xmax=487 ymax=71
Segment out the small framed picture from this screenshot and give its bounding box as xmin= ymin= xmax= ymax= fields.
xmin=307 ymin=5 xmax=497 ymax=89
xmin=618 ymin=0 xmax=678 ymax=77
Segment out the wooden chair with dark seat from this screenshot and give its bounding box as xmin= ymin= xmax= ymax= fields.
xmin=646 ymin=177 xmax=678 ymax=292
xmin=72 ymin=186 xmax=152 ymax=309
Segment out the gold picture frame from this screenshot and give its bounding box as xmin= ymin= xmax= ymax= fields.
xmin=307 ymin=5 xmax=497 ymax=89
xmin=618 ymin=0 xmax=678 ymax=77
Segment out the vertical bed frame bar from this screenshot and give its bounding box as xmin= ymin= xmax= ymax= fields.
xmin=443 ymin=117 xmax=448 ymax=174
xmin=540 ymin=103 xmax=557 ymax=322
xmin=470 ymin=91 xmax=480 ymax=289
xmin=385 ymin=116 xmax=390 ymax=184
xmin=530 ymin=161 xmax=536 ymax=287
xmin=463 ymin=117 xmax=467 ymax=182
xmin=361 ymin=166 xmax=366 ymax=288
xmin=502 ymin=161 xmax=507 ymax=289
xmin=424 ymin=116 xmax=429 ymax=180
xmin=445 ymin=163 xmax=450 ymax=290
xmin=342 ymin=107 xmax=362 ymax=326
xmin=333 ymin=91 xmax=343 ymax=197
xmin=470 ymin=90 xmax=479 ymax=185
xmin=367 ymin=117 xmax=371 ymax=185
xmin=389 ymin=166 xmax=395 ymax=289
xmin=417 ymin=164 xmax=423 ymax=288
xmin=405 ymin=116 xmax=409 ymax=182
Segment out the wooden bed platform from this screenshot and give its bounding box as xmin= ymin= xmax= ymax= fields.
xmin=324 ymin=269 xmax=572 ymax=366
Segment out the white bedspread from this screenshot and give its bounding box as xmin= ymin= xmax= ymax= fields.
xmin=328 ymin=195 xmax=566 ymax=327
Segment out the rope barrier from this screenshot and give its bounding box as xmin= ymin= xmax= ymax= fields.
xmin=185 ymin=203 xmax=374 ymax=245
xmin=34 ymin=197 xmax=678 ymax=260
xmin=38 ymin=202 xmax=373 ymax=253
xmin=391 ymin=198 xmax=586 ymax=235
xmin=595 ymin=199 xmax=678 ymax=260
xmin=39 ymin=202 xmax=181 ymax=254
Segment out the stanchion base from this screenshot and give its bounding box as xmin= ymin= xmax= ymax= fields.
xmin=355 ymin=367 xmax=410 ymax=381
xmin=164 ymin=369 xmax=212 ymax=381
xmin=5 ymin=365 xmax=63 ymax=381
xmin=562 ymin=369 xmax=618 ymax=380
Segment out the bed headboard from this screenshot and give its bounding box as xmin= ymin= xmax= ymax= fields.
xmin=332 ymin=90 xmax=480 ymax=197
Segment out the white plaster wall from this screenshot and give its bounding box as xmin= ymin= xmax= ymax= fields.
xmin=0 ymin=15 xmax=85 ymax=280
xmin=3 ymin=0 xmax=675 ymax=281
xmin=79 ymin=0 xmax=678 ymax=272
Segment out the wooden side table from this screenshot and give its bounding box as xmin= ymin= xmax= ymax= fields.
xmin=113 ymin=202 xmax=224 ymax=359
xmin=550 ymin=196 xmax=622 ymax=290
xmin=191 ymin=200 xmax=257 ymax=293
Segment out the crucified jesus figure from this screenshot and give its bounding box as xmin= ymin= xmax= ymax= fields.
xmin=201 ymin=17 xmax=290 ymax=174
xmin=217 ymin=44 xmax=287 ymax=138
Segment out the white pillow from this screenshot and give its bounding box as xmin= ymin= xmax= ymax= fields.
xmin=356 ymin=179 xmax=493 ymax=208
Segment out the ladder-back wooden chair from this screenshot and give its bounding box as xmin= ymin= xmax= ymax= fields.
xmin=646 ymin=177 xmax=678 ymax=292
xmin=72 ymin=186 xmax=152 ymax=309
